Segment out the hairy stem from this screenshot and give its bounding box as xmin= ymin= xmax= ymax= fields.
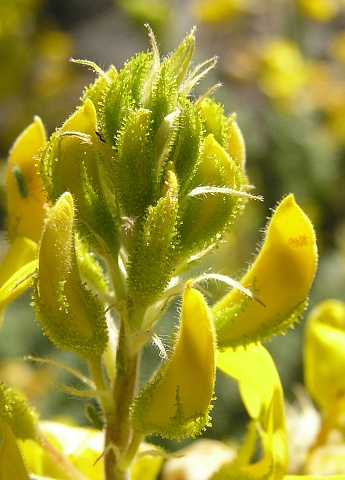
xmin=104 ymin=310 xmax=140 ymax=480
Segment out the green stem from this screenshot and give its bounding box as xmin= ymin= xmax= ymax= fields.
xmin=104 ymin=310 xmax=141 ymax=480
xmin=88 ymin=356 xmax=113 ymax=415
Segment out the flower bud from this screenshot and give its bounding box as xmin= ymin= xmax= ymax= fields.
xmin=6 ymin=116 xmax=48 ymax=243
xmin=127 ymin=168 xmax=179 ymax=308
xmin=33 ymin=192 xmax=108 ymax=360
xmin=304 ymin=299 xmax=345 ymax=410
xmin=0 ymin=383 xmax=38 ymax=441
xmin=39 ymin=99 xmax=119 ymax=259
xmin=214 ymin=194 xmax=318 ymax=348
xmin=131 ymin=282 xmax=216 ymax=439
xmin=178 ymin=133 xmax=246 ymax=260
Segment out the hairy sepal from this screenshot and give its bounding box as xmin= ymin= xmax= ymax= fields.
xmin=127 ymin=168 xmax=179 ymax=308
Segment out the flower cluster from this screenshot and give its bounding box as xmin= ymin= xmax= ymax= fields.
xmin=0 ymin=29 xmax=319 ymax=480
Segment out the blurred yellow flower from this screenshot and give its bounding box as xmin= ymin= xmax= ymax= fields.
xmin=296 ymin=0 xmax=341 ymax=22
xmin=258 ymin=38 xmax=310 ymax=109
xmin=304 ymin=299 xmax=345 ymax=410
xmin=191 ymin=0 xmax=249 ymax=22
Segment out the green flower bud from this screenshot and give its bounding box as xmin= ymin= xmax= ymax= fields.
xmin=131 ymin=282 xmax=216 ymax=439
xmin=33 ymin=192 xmax=108 ymax=360
xmin=0 ymin=383 xmax=38 ymax=440
xmin=178 ymin=133 xmax=246 ymax=260
xmin=112 ymin=108 xmax=156 ymax=219
xmin=39 ymin=99 xmax=119 ymax=259
xmin=127 ymin=167 xmax=179 ymax=308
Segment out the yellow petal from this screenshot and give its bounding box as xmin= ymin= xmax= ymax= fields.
xmin=20 ymin=421 xmax=103 ymax=480
xmin=285 ymin=477 xmax=345 ymax=480
xmin=217 ymin=344 xmax=288 ymax=479
xmin=303 ymin=299 xmax=345 ymax=410
xmin=0 ymin=237 xmax=38 ymax=324
xmin=131 ymin=282 xmax=216 ymax=439
xmin=6 ymin=116 xmax=48 ymax=243
xmin=226 ymin=114 xmax=246 ymax=170
xmin=214 ymin=194 xmax=318 ymax=348
xmin=0 ymin=422 xmax=30 ymax=480
xmin=34 ymin=192 xmax=108 ymax=359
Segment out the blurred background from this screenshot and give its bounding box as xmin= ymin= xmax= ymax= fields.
xmin=1 ymin=0 xmax=345 ymax=452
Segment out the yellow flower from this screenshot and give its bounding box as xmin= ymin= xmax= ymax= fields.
xmin=34 ymin=192 xmax=108 ymax=360
xmin=6 ymin=116 xmax=48 ymax=243
xmin=131 ymin=282 xmax=216 ymax=439
xmin=216 ymin=344 xmax=288 ymax=479
xmin=303 ymin=299 xmax=345 ymax=410
xmin=0 ymin=117 xmax=48 ymax=323
xmin=0 ymin=422 xmax=29 ymax=480
xmin=258 ymin=38 xmax=309 ymax=109
xmin=297 ymin=0 xmax=340 ymax=22
xmin=213 ymin=194 xmax=318 ymax=348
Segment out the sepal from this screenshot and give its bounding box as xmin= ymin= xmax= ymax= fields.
xmin=127 ymin=168 xmax=179 ymax=307
xmin=33 ymin=192 xmax=108 ymax=360
xmin=213 ymin=194 xmax=318 ymax=348
xmin=113 ymin=108 xmax=156 ymax=219
xmin=101 ymin=51 xmax=153 ymax=145
xmin=131 ymin=282 xmax=216 ymax=439
xmin=0 ymin=383 xmax=38 ymax=440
